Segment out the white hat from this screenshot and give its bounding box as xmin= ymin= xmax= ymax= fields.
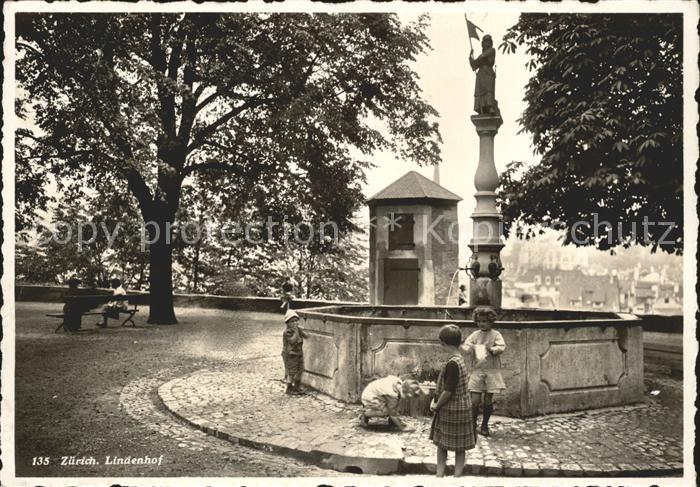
xmin=284 ymin=309 xmax=300 ymax=323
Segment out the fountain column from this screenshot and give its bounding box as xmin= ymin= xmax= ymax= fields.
xmin=468 ymin=113 xmax=504 ymax=308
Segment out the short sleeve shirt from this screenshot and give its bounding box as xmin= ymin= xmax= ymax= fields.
xmin=443 ymin=361 xmax=459 ymax=393
xmin=361 ymin=376 xmax=401 ymax=410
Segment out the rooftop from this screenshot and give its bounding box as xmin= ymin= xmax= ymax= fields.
xmin=519 ymin=268 xmax=620 ymax=310
xmin=367 ymin=170 xmax=462 ymax=203
xmin=635 ymin=288 xmax=657 ymax=299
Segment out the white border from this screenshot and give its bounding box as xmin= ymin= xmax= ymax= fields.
xmin=2 ymin=1 xmax=698 ymax=486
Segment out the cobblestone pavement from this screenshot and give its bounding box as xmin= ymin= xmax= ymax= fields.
xmin=157 ymin=357 xmax=684 ymax=476
xmin=119 ymin=367 xmax=349 ymax=477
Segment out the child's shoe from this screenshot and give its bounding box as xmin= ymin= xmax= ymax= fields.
xmin=359 ymin=413 xmax=369 ymax=427
xmin=480 ymin=424 xmax=491 ymax=437
xmin=388 ymin=416 xmax=410 ymax=431
xmin=285 ymin=384 xmax=293 ymax=395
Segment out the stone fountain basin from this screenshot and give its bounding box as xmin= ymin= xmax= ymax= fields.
xmin=296 ymin=306 xmax=643 ymax=417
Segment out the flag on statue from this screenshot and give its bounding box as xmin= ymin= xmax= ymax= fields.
xmin=465 ymin=16 xmax=483 ymax=41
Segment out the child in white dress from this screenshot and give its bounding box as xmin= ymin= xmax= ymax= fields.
xmin=463 ymin=306 xmax=506 ymax=436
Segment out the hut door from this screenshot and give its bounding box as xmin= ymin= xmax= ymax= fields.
xmin=384 ymin=259 xmax=419 ymax=305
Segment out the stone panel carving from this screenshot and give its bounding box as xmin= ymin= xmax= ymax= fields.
xmin=539 ymin=339 xmax=626 ymax=393
xmin=303 ymin=330 xmax=338 ymax=379
xmin=368 ymin=338 xmax=448 ymax=382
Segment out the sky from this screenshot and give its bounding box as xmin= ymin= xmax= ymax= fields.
xmin=359 ymin=12 xmax=534 ymax=265
xmin=364 ymin=12 xmax=532 ymax=200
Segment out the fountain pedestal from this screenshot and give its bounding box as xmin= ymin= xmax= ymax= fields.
xmin=468 ymin=113 xmax=504 ymax=308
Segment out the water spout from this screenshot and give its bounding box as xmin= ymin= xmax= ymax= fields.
xmin=445 ymin=268 xmax=466 ymax=319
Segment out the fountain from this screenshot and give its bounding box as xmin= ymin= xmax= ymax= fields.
xmin=296 ymin=306 xmax=641 ymax=417
xmin=297 ymin=28 xmax=644 ymax=418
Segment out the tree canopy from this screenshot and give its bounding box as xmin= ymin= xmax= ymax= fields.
xmin=16 ymin=13 xmax=440 ymax=322
xmin=17 ymin=187 xmax=369 ymax=302
xmin=499 ymin=13 xmax=682 ymax=254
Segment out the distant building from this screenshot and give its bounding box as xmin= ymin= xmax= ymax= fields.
xmin=617 ymin=278 xmax=635 ymax=312
xmin=501 ymin=235 xmax=683 ymax=315
xmin=505 ymin=237 xmax=590 ymax=275
xmin=630 ymin=272 xmax=682 ymax=315
xmin=504 ymin=268 xmax=620 ymax=311
xmin=502 ymin=284 xmax=556 ymax=309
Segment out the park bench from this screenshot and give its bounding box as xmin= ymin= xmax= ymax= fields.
xmin=47 ymin=294 xmax=147 ymax=333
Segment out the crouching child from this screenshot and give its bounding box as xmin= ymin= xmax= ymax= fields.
xmin=359 ymin=375 xmax=424 ymax=431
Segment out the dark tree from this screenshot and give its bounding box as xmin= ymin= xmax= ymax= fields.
xmin=499 ymin=14 xmax=682 ymax=254
xmin=16 ymin=13 xmax=441 ymax=323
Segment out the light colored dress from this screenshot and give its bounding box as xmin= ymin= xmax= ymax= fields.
xmin=463 ymin=329 xmax=507 ymax=393
xmin=103 ymin=285 xmax=127 ymax=318
xmin=361 ymin=376 xmax=401 ymax=415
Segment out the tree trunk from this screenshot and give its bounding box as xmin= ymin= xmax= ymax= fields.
xmin=135 ymin=261 xmax=146 ymax=290
xmin=191 ymin=241 xmax=201 ymax=294
xmin=147 ymin=210 xmax=178 ymax=324
xmin=306 ymin=254 xmax=315 ymax=299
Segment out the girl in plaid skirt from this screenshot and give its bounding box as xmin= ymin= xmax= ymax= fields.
xmin=429 ymin=324 xmax=476 ymax=477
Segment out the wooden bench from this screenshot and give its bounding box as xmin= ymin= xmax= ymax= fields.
xmin=48 ymin=294 xmax=146 ymax=333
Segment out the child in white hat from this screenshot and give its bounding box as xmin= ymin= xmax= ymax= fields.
xmin=282 ymin=309 xmax=308 ymax=394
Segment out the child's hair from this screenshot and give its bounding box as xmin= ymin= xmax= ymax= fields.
xmin=473 ymin=306 xmax=498 ymax=323
xmin=400 ymin=379 xmax=426 ymax=399
xmin=438 ymin=324 xmax=462 ymax=347
xmin=110 ymin=278 xmax=122 ymax=288
xmin=398 ymin=372 xmax=415 ymax=381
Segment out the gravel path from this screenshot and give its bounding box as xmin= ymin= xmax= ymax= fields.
xmin=13 ymin=302 xmax=341 ymax=477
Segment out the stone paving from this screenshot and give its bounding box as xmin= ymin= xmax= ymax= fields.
xmin=157 ymin=357 xmax=684 ymax=476
xmin=119 ymin=367 xmax=350 ymax=477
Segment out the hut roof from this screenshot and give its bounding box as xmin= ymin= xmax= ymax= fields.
xmin=368 ymin=171 xmax=462 ymax=203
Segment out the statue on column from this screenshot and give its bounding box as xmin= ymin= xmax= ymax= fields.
xmin=464 ymin=23 xmax=505 ymax=309
xmin=469 ymin=34 xmax=500 ymax=116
